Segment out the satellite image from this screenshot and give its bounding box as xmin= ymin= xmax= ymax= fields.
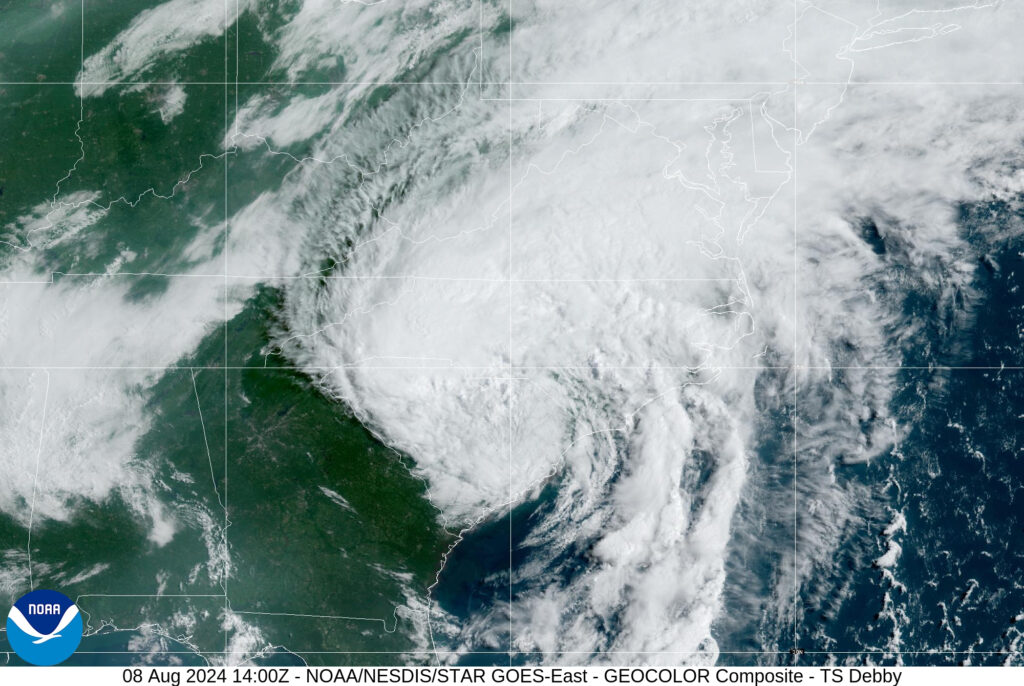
xmin=1 ymin=0 xmax=1023 ymax=669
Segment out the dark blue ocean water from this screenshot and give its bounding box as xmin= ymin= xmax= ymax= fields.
xmin=432 ymin=199 xmax=1024 ymax=665
xmin=788 ymin=199 xmax=1024 ymax=665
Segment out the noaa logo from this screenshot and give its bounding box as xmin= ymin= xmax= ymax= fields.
xmin=6 ymin=589 xmax=82 ymax=665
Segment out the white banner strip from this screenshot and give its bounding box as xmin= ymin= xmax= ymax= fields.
xmin=0 ymin=666 xmax=1020 ymax=686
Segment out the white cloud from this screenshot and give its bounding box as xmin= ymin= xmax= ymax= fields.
xmin=230 ymin=91 xmax=342 ymax=151
xmin=156 ymin=83 xmax=188 ymax=124
xmin=76 ymin=0 xmax=254 ymax=97
xmin=269 ymin=0 xmax=488 ymax=83
xmin=265 ymin=2 xmax=1024 ymax=658
xmin=10 ymin=0 xmax=1024 ymax=662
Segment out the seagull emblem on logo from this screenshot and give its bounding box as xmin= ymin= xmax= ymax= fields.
xmin=7 ymin=605 xmax=79 ymax=644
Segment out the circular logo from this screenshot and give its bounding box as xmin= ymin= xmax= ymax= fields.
xmin=6 ymin=589 xmax=83 ymax=666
